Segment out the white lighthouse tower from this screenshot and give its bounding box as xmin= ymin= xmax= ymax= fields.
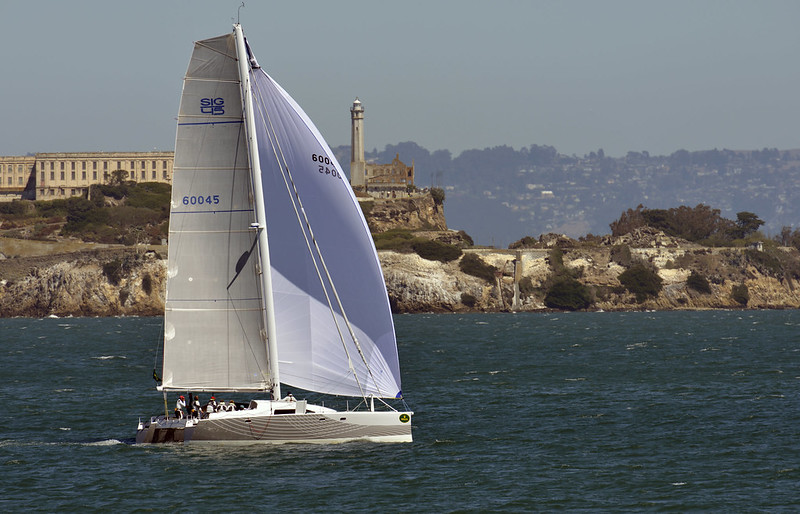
xmin=350 ymin=98 xmax=366 ymax=187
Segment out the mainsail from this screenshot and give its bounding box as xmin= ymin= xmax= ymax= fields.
xmin=161 ymin=30 xmax=402 ymax=399
xmin=162 ymin=34 xmax=270 ymax=392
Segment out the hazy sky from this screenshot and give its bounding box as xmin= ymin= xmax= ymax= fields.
xmin=3 ymin=1 xmax=800 ymax=158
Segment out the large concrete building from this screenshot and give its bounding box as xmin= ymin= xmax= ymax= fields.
xmin=349 ymin=98 xmax=414 ymax=197
xmin=0 ymin=151 xmax=173 ymax=202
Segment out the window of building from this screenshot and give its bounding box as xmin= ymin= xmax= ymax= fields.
xmin=117 ymin=161 xmax=122 ymax=169
xmin=61 ymin=171 xmax=65 ymax=180
xmin=50 ymin=162 xmax=54 ymax=170
xmin=93 ymin=161 xmax=97 ymax=170
xmin=82 ymin=162 xmax=86 ymax=171
xmin=71 ymin=171 xmax=75 ymax=180
xmin=103 ymin=162 xmax=108 ymax=170
xmin=18 ymin=164 xmax=23 ymax=172
xmin=71 ymin=162 xmax=75 ymax=171
xmin=82 ymin=171 xmax=86 ymax=180
xmin=152 ymin=170 xmax=156 ymax=180
xmin=93 ymin=171 xmax=97 ymax=180
xmin=50 ymin=171 xmax=55 ymax=180
xmin=19 ymin=177 xmax=23 ymax=185
xmin=61 ymin=162 xmax=65 ymax=170
xmin=40 ymin=171 xmax=45 ymax=181
xmin=131 ymin=171 xmax=136 ymax=180
xmin=142 ymin=160 xmax=146 ymax=169
xmin=163 ymin=170 xmax=167 ymax=179
xmin=7 ymin=177 xmax=11 ymax=185
xmin=162 ymin=161 xmax=167 ymax=170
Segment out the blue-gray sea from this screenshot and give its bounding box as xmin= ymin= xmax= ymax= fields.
xmin=3 ymin=311 xmax=800 ymax=511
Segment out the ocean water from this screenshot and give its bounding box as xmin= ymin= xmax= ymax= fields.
xmin=2 ymin=311 xmax=800 ymax=511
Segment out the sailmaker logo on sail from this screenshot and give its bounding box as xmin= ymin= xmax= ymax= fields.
xmin=200 ymin=97 xmax=225 ymax=115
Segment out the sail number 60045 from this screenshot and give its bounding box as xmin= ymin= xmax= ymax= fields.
xmin=311 ymin=153 xmax=341 ymax=179
xmin=182 ymin=195 xmax=220 ymax=205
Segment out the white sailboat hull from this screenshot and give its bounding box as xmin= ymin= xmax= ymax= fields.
xmin=136 ymin=401 xmax=412 ymax=444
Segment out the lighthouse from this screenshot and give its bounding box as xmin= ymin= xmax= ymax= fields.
xmin=350 ymin=98 xmax=366 ymax=187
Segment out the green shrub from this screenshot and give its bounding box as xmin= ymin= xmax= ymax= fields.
xmin=686 ymin=270 xmax=712 ymax=294
xmin=459 ymin=253 xmax=497 ymax=282
xmin=460 ymin=293 xmax=477 ymax=308
xmin=731 ymin=284 xmax=749 ymax=305
xmin=544 ymin=277 xmax=593 ymax=310
xmin=430 ymin=187 xmax=445 ymax=205
xmin=141 ymin=273 xmax=153 ymax=295
xmin=411 ymin=239 xmax=462 ymax=262
xmin=102 ymin=259 xmax=124 ymax=286
xmin=610 ymin=244 xmax=632 ymax=267
xmin=373 ymin=229 xmax=416 ymax=251
xmin=518 ymin=276 xmax=536 ymax=298
xmin=548 ymin=248 xmax=564 ymax=269
xmin=618 ymin=263 xmax=663 ymax=302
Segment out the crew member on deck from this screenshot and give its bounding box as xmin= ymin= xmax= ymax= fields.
xmin=207 ymin=396 xmax=218 ymax=413
xmin=175 ymin=395 xmax=186 ymax=419
xmin=282 ymin=392 xmax=296 ymax=402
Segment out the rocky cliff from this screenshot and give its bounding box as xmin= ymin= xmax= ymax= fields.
xmin=2 ymin=229 xmax=799 ymax=316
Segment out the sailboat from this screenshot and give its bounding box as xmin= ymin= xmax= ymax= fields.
xmin=135 ymin=25 xmax=412 ymax=444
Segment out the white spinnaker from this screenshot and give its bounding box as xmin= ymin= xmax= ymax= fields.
xmin=162 ymin=34 xmax=270 ymax=392
xmin=249 ymin=65 xmax=402 ymax=398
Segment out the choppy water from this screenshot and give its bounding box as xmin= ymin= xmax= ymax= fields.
xmin=2 ymin=311 xmax=800 ymax=511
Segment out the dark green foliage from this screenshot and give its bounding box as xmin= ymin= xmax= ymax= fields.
xmin=459 ymin=253 xmax=497 ymax=282
xmin=0 ymin=201 xmax=32 ymax=217
xmin=687 ymin=270 xmax=712 ymax=293
xmin=731 ymin=284 xmax=750 ymax=305
xmin=372 ymin=229 xmax=417 ymax=251
xmin=359 ymin=201 xmax=374 ymax=219
xmin=102 ymin=259 xmax=124 ymax=286
xmin=728 ymin=211 xmax=765 ymax=240
xmin=745 ymin=249 xmax=783 ymax=276
xmin=142 ymin=273 xmax=153 ymax=296
xmin=548 ymin=248 xmax=564 ymax=269
xmin=125 ymin=182 xmax=171 ymax=211
xmin=430 ymin=187 xmax=445 ymax=205
xmin=610 ymin=244 xmax=632 ymax=267
xmin=411 ymin=239 xmax=462 ymax=262
xmin=460 ymin=293 xmax=476 ymax=308
xmin=518 ymin=276 xmax=535 ymax=298
xmin=456 ymin=230 xmax=474 ymax=247
xmin=544 ymin=277 xmax=593 ymax=310
xmin=610 ymin=204 xmax=736 ymax=245
xmin=618 ymin=263 xmax=663 ymax=302
xmin=508 ymin=236 xmax=538 ymax=249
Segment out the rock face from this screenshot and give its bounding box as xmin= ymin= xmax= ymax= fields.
xmin=0 ymin=250 xmax=165 ymax=317
xmin=2 ymin=231 xmax=800 ymax=316
xmin=361 ymin=195 xmax=447 ymax=233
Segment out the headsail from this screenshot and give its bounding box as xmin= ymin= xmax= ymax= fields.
xmin=248 ymin=49 xmax=403 ymax=398
xmin=161 ymin=33 xmax=271 ymax=392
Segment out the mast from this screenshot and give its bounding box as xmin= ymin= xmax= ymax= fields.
xmin=234 ymin=24 xmax=281 ymax=399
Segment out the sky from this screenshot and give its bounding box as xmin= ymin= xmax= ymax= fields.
xmin=2 ymin=0 xmax=800 ymax=158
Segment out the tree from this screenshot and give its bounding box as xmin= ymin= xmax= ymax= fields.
xmin=731 ymin=211 xmax=764 ymax=239
xmin=544 ymin=277 xmax=593 ymax=310
xmin=618 ymin=263 xmax=663 ymax=302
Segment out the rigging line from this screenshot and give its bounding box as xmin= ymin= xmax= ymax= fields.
xmin=250 ymin=73 xmax=385 ymax=398
xmin=249 ymin=74 xmax=367 ymax=399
